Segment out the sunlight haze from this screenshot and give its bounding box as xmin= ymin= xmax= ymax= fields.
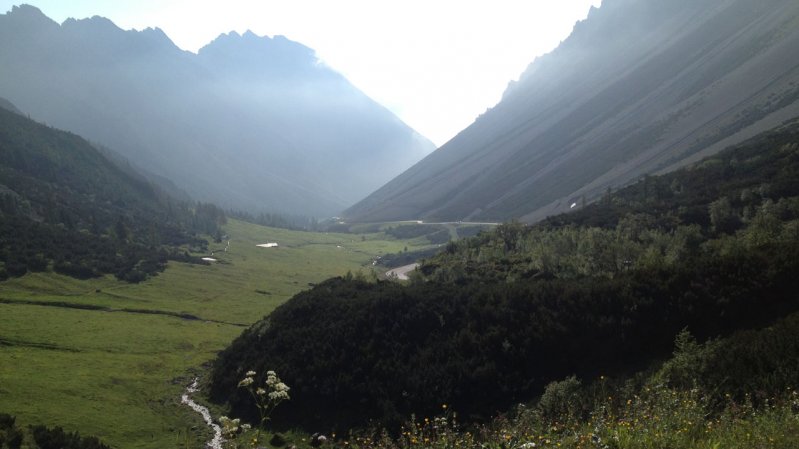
xmin=0 ymin=0 xmax=601 ymax=146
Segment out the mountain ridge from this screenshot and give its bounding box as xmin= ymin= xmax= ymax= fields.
xmin=344 ymin=0 xmax=799 ymax=223
xmin=0 ymin=97 xmax=21 ymax=114
xmin=0 ymin=4 xmax=435 ymax=217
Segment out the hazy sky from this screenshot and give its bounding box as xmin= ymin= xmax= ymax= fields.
xmin=0 ymin=1 xmax=602 ymax=146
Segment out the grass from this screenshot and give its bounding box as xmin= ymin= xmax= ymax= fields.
xmin=0 ymin=220 xmax=419 ymax=323
xmin=0 ymin=303 xmax=231 ymax=448
xmin=327 ymin=384 xmax=799 ymax=449
xmin=0 ymin=219 xmax=431 ymax=449
xmin=5 ymin=219 xmax=793 ymax=448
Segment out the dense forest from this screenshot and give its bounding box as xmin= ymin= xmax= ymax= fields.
xmin=210 ymin=118 xmax=799 ymax=433
xmin=0 ymin=106 xmax=225 ymax=282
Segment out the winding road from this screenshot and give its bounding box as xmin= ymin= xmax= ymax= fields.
xmin=385 ymin=263 xmax=419 ymax=280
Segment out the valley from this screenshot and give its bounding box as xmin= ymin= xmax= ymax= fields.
xmin=0 ymin=5 xmax=435 ymax=217
xmin=0 ymin=219 xmax=434 ymax=448
xmin=2 ymin=0 xmax=799 ymax=448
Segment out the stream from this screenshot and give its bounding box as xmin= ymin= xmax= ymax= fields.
xmin=181 ymin=379 xmax=224 ymax=449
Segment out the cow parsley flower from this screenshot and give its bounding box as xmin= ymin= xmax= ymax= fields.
xmin=229 ymin=368 xmax=291 ymax=447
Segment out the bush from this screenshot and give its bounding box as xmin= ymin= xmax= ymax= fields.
xmin=537 ymin=376 xmax=582 ymax=420
xmin=0 ymin=413 xmax=15 ymax=430
xmin=30 ymin=425 xmax=110 ymax=449
xmin=6 ymin=427 xmax=23 ymax=449
xmin=657 ymin=329 xmax=719 ymax=389
xmin=210 ymin=240 xmax=799 ymax=433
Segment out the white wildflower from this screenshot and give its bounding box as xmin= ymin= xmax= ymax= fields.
xmin=268 ymin=390 xmax=290 ymax=401
xmin=246 ymin=370 xmax=257 ymax=377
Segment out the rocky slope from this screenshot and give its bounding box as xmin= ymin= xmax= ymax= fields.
xmin=345 ymin=0 xmax=799 ymax=223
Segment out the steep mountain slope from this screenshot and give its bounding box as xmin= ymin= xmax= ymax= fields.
xmin=345 ymin=0 xmax=799 ymax=223
xmin=0 ymin=97 xmax=21 ymax=114
xmin=0 ymin=5 xmax=434 ymax=217
xmin=0 ymin=106 xmax=218 ymax=281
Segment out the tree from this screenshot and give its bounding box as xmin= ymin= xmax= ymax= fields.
xmin=708 ymin=197 xmax=741 ymax=234
xmin=114 ymin=215 xmax=129 ymax=242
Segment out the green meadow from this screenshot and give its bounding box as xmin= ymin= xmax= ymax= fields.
xmin=0 ymin=219 xmax=429 ymax=449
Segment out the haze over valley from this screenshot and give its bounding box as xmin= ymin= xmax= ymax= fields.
xmin=0 ymin=5 xmax=434 ymax=217
xmin=2 ymin=1 xmax=799 ymax=449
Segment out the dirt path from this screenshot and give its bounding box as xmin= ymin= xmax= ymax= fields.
xmin=385 ymin=263 xmax=419 ymax=280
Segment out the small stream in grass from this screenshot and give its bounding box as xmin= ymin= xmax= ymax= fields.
xmin=181 ymin=379 xmax=224 ymax=449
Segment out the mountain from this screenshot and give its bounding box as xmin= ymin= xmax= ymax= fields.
xmin=0 ymin=5 xmax=435 ymax=217
xmin=344 ymin=0 xmax=799 ymax=223
xmin=0 ymin=105 xmax=220 ymax=282
xmin=0 ymin=97 xmax=21 ymax=114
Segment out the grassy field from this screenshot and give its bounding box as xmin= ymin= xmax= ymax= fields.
xmin=0 ymin=219 xmax=431 ymax=449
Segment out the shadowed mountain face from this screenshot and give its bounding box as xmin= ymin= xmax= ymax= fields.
xmin=0 ymin=5 xmax=435 ymax=217
xmin=0 ymin=104 xmax=224 ymax=282
xmin=345 ymin=0 xmax=799 ymax=223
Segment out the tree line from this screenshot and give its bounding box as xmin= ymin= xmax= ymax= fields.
xmin=0 ymin=106 xmax=226 ymax=282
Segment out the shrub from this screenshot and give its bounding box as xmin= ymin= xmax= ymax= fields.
xmin=30 ymin=425 xmax=110 ymax=449
xmin=537 ymin=376 xmax=582 ymax=420
xmin=0 ymin=413 xmax=15 ymax=430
